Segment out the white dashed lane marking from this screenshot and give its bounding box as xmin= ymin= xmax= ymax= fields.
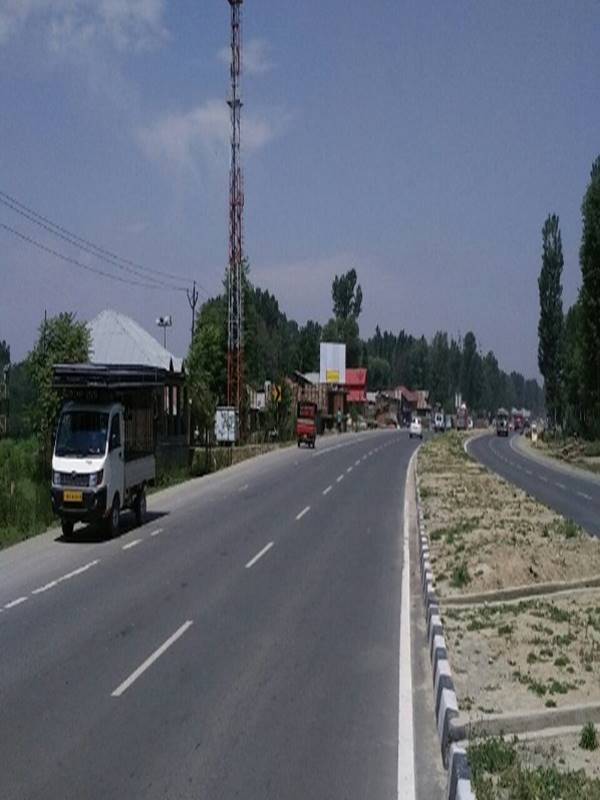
xmin=4 ymin=596 xmax=27 ymax=609
xmin=245 ymin=542 xmax=274 ymax=569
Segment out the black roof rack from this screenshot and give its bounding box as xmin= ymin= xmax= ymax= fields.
xmin=53 ymin=363 xmax=169 ymax=390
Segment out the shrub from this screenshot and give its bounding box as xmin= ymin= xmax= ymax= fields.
xmin=580 ymin=722 xmax=598 ymax=751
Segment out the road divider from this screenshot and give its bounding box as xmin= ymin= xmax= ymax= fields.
xmin=111 ymin=620 xmax=193 ymax=698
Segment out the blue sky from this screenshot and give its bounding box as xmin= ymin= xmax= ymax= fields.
xmin=1 ymin=1 xmax=599 ymax=378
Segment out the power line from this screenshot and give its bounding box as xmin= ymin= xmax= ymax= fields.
xmin=0 ymin=195 xmax=186 ymax=291
xmin=0 ymin=188 xmax=212 ymax=296
xmin=0 ymin=221 xmax=188 ymax=292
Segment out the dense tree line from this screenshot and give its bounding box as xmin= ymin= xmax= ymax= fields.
xmin=186 ymin=266 xmax=544 ymax=427
xmin=538 ymin=155 xmax=600 ymax=436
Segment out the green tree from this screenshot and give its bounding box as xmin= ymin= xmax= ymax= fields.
xmin=331 ymin=268 xmax=362 ymax=320
xmin=187 ymin=297 xmax=227 ymax=437
xmin=563 ymin=300 xmax=585 ymax=432
xmin=429 ymin=332 xmax=450 ymax=408
xmin=297 ymin=320 xmax=322 ymax=372
xmin=27 ymin=312 xmax=90 ymax=467
xmin=366 ymin=356 xmax=391 ymax=390
xmin=460 ymin=332 xmax=483 ymax=409
xmin=0 ymin=340 xmax=9 ymax=373
xmin=538 ymin=213 xmax=564 ymax=426
xmin=579 ymin=156 xmax=600 ymax=435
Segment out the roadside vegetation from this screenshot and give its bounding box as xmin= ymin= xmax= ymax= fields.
xmin=419 ymin=432 xmax=600 ymax=597
xmin=537 ymin=155 xmax=600 ymax=443
xmin=419 ymin=431 xmax=600 ymax=784
xmin=469 ymin=736 xmax=600 ymax=799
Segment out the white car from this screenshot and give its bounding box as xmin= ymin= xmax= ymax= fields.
xmin=409 ymin=418 xmax=423 ymax=439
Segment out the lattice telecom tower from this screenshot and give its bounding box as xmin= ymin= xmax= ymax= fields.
xmin=226 ymin=0 xmax=244 ymax=412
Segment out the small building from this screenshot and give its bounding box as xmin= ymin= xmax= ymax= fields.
xmin=88 ymin=309 xmax=187 ymax=467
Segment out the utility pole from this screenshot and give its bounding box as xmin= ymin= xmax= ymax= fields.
xmin=186 ymin=280 xmax=199 ymax=345
xmin=226 ymin=0 xmax=244 ymax=418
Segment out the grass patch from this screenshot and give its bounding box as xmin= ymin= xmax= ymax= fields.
xmin=451 ymin=562 xmax=471 ymax=589
xmin=470 ymin=736 xmax=600 ymax=799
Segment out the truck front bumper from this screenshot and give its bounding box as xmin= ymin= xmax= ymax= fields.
xmin=51 ymin=487 xmax=108 ymax=522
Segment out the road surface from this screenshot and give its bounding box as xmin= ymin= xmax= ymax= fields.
xmin=0 ymin=429 xmax=445 ymax=800
xmin=468 ymin=433 xmax=600 ymax=536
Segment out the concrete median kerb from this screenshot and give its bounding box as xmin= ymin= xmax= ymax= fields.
xmin=414 ymin=472 xmax=477 ymax=800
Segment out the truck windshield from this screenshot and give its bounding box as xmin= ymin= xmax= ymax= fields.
xmin=55 ymin=411 xmax=109 ymax=457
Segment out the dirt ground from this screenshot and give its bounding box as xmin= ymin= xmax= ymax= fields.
xmin=418 ymin=432 xmax=600 ymax=597
xmin=515 ymin=732 xmax=600 ymax=781
xmin=444 ymin=588 xmax=600 ymax=719
xmin=528 ymin=435 xmax=600 ymax=475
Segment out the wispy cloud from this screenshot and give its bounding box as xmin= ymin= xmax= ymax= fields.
xmin=0 ymin=0 xmax=168 ymax=52
xmin=218 ymin=37 xmax=272 ymax=76
xmin=137 ymin=99 xmax=281 ymax=169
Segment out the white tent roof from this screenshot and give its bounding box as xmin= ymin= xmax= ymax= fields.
xmin=88 ymin=310 xmax=183 ymax=372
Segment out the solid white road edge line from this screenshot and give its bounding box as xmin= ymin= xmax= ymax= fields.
xmin=397 ymin=447 xmax=418 ymax=800
xmin=296 ymin=505 xmax=311 ymax=521
xmin=323 ymin=485 xmax=332 ymax=496
xmin=245 ymin=541 xmax=274 ymax=569
xmin=4 ymin=596 xmax=28 ymax=609
xmin=122 ymin=539 xmax=142 ymax=550
xmin=111 ymin=620 xmax=194 ymax=698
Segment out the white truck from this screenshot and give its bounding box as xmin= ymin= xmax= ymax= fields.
xmin=51 ymin=364 xmax=160 ymax=539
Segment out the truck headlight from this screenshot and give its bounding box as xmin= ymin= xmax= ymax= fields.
xmin=53 ymin=471 xmax=61 ymax=485
xmin=89 ymin=470 xmax=104 ymax=488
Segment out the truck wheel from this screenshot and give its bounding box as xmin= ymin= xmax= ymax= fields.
xmin=61 ymin=520 xmax=74 ymax=540
xmin=134 ymin=488 xmax=147 ymax=527
xmin=105 ymin=495 xmax=120 ymax=540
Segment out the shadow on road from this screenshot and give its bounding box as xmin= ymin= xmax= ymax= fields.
xmin=54 ymin=510 xmax=169 ymax=545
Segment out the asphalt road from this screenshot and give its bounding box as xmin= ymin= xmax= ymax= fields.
xmin=468 ymin=433 xmax=600 ymax=536
xmin=0 ymin=430 xmax=445 ymax=800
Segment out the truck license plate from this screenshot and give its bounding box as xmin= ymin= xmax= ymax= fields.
xmin=63 ymin=490 xmax=83 ymax=503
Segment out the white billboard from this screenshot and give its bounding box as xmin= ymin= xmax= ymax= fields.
xmin=215 ymin=406 xmax=238 ymax=443
xmin=319 ymin=342 xmax=346 ymax=384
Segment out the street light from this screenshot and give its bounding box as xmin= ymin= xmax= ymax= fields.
xmin=156 ymin=315 xmax=173 ymax=349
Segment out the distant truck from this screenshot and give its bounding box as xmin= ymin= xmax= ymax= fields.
xmin=51 ymin=364 xmax=159 ymax=539
xmin=496 ymin=408 xmax=509 ymax=437
xmin=433 ymin=411 xmax=445 ymax=432
xmin=296 ymin=401 xmax=317 ymax=448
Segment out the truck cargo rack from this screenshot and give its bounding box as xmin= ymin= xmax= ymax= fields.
xmin=53 ymin=363 xmax=170 ymax=390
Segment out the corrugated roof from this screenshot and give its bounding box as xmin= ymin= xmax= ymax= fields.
xmin=88 ymin=309 xmax=183 ymax=372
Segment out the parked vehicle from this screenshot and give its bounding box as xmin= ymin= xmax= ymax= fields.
xmin=456 ymin=404 xmax=469 ymax=431
xmin=51 ymin=364 xmax=159 ymax=539
xmin=409 ymin=418 xmax=423 ymax=439
xmin=434 ymin=412 xmax=445 ymax=432
xmin=496 ymin=408 xmax=509 ymax=436
xmin=296 ymin=401 xmax=318 ymax=448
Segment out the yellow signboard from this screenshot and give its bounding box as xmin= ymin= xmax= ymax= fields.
xmin=326 ymin=370 xmax=340 ymax=383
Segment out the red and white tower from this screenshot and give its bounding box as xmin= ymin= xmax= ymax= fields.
xmin=226 ymin=0 xmax=244 ymax=414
